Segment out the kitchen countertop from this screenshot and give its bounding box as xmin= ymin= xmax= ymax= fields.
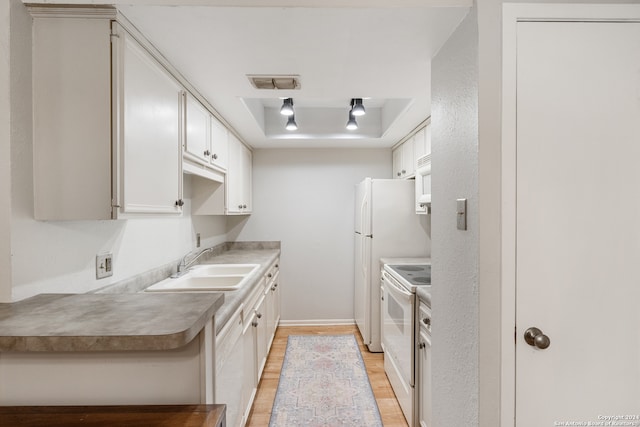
xmin=0 ymin=292 xmax=224 ymax=352
xmin=0 ymin=246 xmax=280 ymax=352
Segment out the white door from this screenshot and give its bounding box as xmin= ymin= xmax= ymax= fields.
xmin=515 ymin=20 xmax=640 ymax=425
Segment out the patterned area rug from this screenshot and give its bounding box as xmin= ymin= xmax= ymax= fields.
xmin=269 ymin=334 xmax=383 ymax=427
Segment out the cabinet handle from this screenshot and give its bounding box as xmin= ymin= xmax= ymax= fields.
xmin=256 ymin=312 xmax=262 ymax=319
xmin=204 ymin=150 xmax=211 ymax=156
xmin=175 ymin=199 xmax=184 ymax=207
xmin=419 ymin=342 xmax=426 ymax=350
xmin=212 ymin=153 xmax=218 ymax=160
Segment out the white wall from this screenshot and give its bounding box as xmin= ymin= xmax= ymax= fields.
xmin=431 ymin=7 xmax=478 ymax=427
xmin=0 ymin=1 xmax=14 ymax=301
xmin=233 ymin=148 xmax=390 ymax=323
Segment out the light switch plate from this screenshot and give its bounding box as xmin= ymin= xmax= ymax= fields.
xmin=96 ymin=253 xmax=113 ymax=279
xmin=456 ymin=198 xmax=467 ymax=230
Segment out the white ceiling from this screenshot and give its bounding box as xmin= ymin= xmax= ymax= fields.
xmin=27 ymin=1 xmax=471 ymax=148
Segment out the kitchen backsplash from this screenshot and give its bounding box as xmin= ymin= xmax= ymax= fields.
xmin=93 ymin=241 xmax=281 ymax=294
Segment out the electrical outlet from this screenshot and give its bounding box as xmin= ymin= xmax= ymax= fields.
xmin=96 ymin=253 xmax=113 ymax=279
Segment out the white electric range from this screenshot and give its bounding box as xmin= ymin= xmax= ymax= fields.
xmin=381 ymin=261 xmax=431 ymax=427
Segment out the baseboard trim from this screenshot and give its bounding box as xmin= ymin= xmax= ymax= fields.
xmin=279 ymin=319 xmax=356 ymax=327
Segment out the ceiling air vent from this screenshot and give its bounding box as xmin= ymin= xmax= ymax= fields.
xmin=248 ymin=75 xmax=301 ymax=90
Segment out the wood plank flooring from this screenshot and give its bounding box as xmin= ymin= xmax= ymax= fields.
xmin=246 ymin=325 xmax=409 ymax=427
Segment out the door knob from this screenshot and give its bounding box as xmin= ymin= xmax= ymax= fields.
xmin=524 ymin=327 xmax=551 ymax=349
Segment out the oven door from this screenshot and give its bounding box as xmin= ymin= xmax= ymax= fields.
xmin=381 ymin=269 xmax=415 ymax=425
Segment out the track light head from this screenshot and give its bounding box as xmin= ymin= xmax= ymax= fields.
xmin=285 ymin=114 xmax=298 ymax=131
xmin=280 ymin=98 xmax=294 ymax=116
xmin=346 ymin=111 xmax=358 ymax=130
xmin=351 ymin=98 xmax=366 ymax=116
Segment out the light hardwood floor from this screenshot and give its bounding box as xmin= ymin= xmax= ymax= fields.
xmin=246 ymin=325 xmax=409 ymax=427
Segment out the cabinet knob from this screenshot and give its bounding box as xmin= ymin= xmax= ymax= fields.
xmin=238 ymin=205 xmax=243 ymax=209
xmin=275 ymin=264 xmax=279 ymax=268
xmin=271 ymin=285 xmax=276 ymax=291
xmin=402 ymin=169 xmax=406 ymax=174
xmin=204 ymin=150 xmax=211 ymax=156
xmin=397 ymin=172 xmax=401 ymax=177
xmin=256 ymin=312 xmax=262 ymax=319
xmin=175 ymin=199 xmax=184 ymax=207
xmin=212 ymin=153 xmax=218 ymax=160
xmin=252 ymin=320 xmax=258 ymax=327
xmin=422 ymin=317 xmax=431 ymax=326
xmin=419 ymin=342 xmax=426 ymax=349
xmin=267 ymin=273 xmax=273 ymax=278
xmin=243 ymin=204 xmax=247 ymax=209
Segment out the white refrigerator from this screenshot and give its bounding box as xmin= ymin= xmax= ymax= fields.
xmin=354 ymin=178 xmax=430 ymax=352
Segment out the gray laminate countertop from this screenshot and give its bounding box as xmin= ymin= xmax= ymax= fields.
xmin=0 ymin=292 xmax=224 ymax=352
xmin=0 ymin=245 xmax=281 ymax=352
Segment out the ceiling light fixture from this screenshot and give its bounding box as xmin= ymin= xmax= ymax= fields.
xmin=285 ymin=114 xmax=298 ymax=131
xmin=351 ymin=98 xmax=366 ymax=116
xmin=280 ymin=98 xmax=294 ymax=116
xmin=346 ymin=111 xmax=358 ymax=130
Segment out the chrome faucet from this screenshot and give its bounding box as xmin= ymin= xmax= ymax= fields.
xmin=173 ymin=247 xmax=213 ymax=278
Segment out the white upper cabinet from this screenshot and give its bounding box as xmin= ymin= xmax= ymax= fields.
xmin=113 ymin=23 xmax=183 ymax=215
xmin=184 ymin=93 xmax=212 ymax=165
xmin=31 ymin=9 xmax=183 ymax=219
xmin=392 ymin=136 xmax=415 ymax=179
xmin=210 ymin=116 xmax=229 ymax=172
xmin=226 ymin=134 xmax=252 ymax=215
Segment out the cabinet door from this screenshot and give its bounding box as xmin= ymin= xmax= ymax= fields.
xmin=241 ymin=311 xmax=257 ymax=424
xmin=115 ymin=26 xmax=183 ymax=214
xmin=254 ymin=295 xmax=268 ymax=379
xmin=210 ymin=116 xmax=228 ymax=171
xmin=402 ymin=136 xmax=416 ymax=177
xmin=226 ymin=134 xmax=252 ymax=214
xmin=215 ymin=314 xmax=243 ymax=427
xmin=417 ymin=327 xmax=432 ymax=427
xmin=226 ymin=134 xmax=242 ymax=214
xmin=184 ymin=93 xmax=211 ymax=165
xmin=241 ymin=144 xmax=253 ymax=213
xmin=392 ymin=146 xmax=403 ymax=179
xmin=414 ymin=128 xmax=427 ymax=160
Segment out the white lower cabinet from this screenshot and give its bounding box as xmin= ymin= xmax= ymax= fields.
xmin=254 ymin=294 xmax=268 ymax=380
xmin=217 ymin=258 xmax=281 ymax=427
xmin=416 ymin=302 xmax=432 ymax=427
xmin=241 ymin=309 xmax=258 ymax=424
xmin=215 ymin=307 xmax=244 ymax=427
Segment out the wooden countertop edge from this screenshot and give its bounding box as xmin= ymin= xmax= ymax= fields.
xmin=0 ymin=404 xmax=226 ymax=427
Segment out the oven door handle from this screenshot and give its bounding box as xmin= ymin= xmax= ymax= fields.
xmin=382 ymin=272 xmax=413 ymax=303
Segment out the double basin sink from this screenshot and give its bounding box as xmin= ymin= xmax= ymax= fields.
xmin=145 ymin=264 xmax=259 ymax=292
